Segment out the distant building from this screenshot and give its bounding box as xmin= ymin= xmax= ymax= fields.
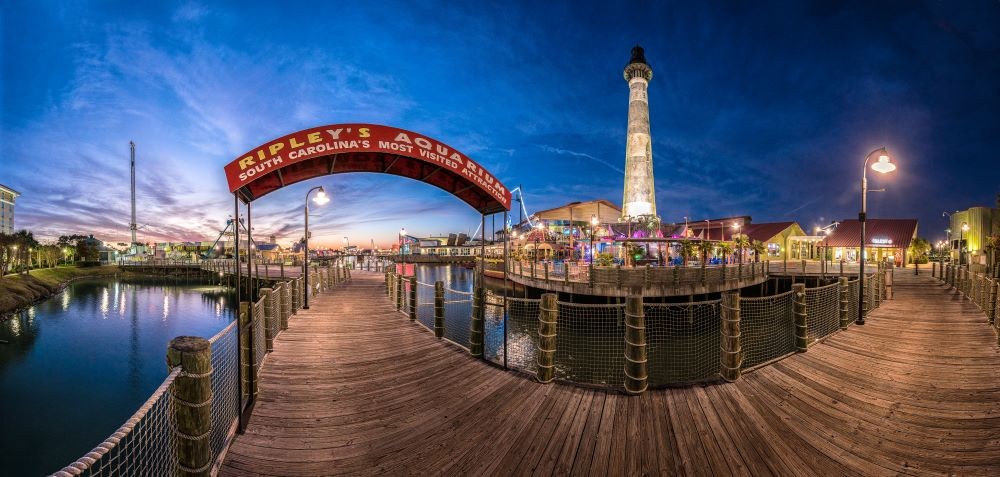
xmin=0 ymin=183 xmax=20 ymax=234
xmin=945 ymin=197 xmax=1000 ymax=268
xmin=822 ymin=219 xmax=918 ymax=266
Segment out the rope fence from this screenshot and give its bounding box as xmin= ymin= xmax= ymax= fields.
xmin=644 ymin=300 xmax=721 ymax=386
xmin=806 ymin=282 xmax=840 ymax=342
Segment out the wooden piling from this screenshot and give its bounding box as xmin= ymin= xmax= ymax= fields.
xmin=988 ymin=280 xmax=997 ymax=326
xmin=409 ymin=276 xmax=417 ymax=321
xmin=279 ymin=283 xmax=290 ymax=330
xmin=238 ymin=302 xmax=251 ymax=405
xmin=261 ymin=288 xmax=274 ymax=352
xmin=469 ymin=284 xmax=483 ymax=357
xmin=396 ymin=273 xmax=404 ymax=312
xmin=720 ymin=291 xmax=741 ymax=382
xmin=838 ymin=277 xmax=849 ymax=330
xmin=166 ymin=336 xmax=212 ymax=477
xmin=623 ymin=294 xmax=648 ymax=394
xmin=434 ymin=281 xmax=445 ymax=338
xmin=793 ymin=283 xmax=808 ymax=352
xmin=536 ymin=293 xmax=558 ymax=384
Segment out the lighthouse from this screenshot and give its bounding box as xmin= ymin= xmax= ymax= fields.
xmin=621 ymin=45 xmax=658 ymax=221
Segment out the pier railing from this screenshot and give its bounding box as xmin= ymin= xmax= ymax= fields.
xmin=507 ymin=259 xmax=769 ymax=290
xmin=52 ymin=259 xmax=354 ymax=476
xmin=935 ymin=264 xmax=999 ymax=341
xmin=385 ymin=265 xmax=889 ymax=391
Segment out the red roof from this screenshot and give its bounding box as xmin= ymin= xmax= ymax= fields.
xmin=823 ymin=219 xmax=918 ymax=248
xmin=741 ymin=222 xmax=798 ymax=243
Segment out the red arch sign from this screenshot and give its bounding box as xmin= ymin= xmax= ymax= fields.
xmin=224 ymin=124 xmax=511 ymax=214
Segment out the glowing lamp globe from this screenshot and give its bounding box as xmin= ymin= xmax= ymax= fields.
xmin=870 ymin=150 xmax=896 ymax=174
xmin=313 ymin=189 xmax=330 ymax=205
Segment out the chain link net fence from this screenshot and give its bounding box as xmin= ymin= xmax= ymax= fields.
xmin=483 ymin=293 xmax=506 ymax=364
xmin=553 ymin=302 xmax=625 ymax=388
xmin=504 ymin=297 xmax=540 ymax=375
xmin=644 ymin=300 xmax=722 ymax=387
xmin=415 ymin=281 xmax=435 ymax=331
xmin=740 ymin=291 xmax=795 ymax=369
xmin=444 ymin=287 xmax=473 ymax=349
xmin=806 ymin=282 xmax=841 ymax=342
xmin=207 ymin=321 xmax=239 ymax=475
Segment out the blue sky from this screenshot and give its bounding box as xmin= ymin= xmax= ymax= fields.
xmin=2 ymin=1 xmax=999 ymax=248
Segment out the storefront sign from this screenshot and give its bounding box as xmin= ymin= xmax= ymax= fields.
xmin=871 ymin=238 xmax=893 ymax=245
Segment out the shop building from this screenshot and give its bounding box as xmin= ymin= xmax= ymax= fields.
xmin=820 ymin=219 xmax=918 ymax=266
xmin=945 ymin=197 xmax=1000 ymax=267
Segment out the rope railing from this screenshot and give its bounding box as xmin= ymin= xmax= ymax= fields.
xmin=939 ymin=264 xmax=999 ymax=338
xmin=644 ymin=300 xmax=722 ymax=386
xmin=805 ymin=282 xmax=841 ymax=342
xmin=740 ymin=291 xmax=796 ymax=369
xmin=53 ymin=258 xmax=354 ymax=476
xmin=507 ymin=260 xmax=768 ymax=289
xmin=52 ymin=369 xmax=182 ymax=477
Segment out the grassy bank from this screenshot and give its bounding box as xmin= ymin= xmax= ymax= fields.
xmin=0 ymin=266 xmax=124 ymax=316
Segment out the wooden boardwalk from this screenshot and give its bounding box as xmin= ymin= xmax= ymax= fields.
xmin=221 ymin=271 xmax=1000 ymax=476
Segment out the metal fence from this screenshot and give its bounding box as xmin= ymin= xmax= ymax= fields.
xmin=53 ymin=259 xmax=353 ymax=475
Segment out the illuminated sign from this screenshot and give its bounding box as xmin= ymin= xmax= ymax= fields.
xmin=224 ymin=124 xmax=511 ymax=211
xmin=871 ymin=238 xmax=893 ymax=245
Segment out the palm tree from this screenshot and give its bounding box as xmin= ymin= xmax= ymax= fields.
xmin=679 ymin=239 xmax=696 ymax=267
xmin=985 ymin=233 xmax=1000 ymax=275
xmin=718 ymin=242 xmax=734 ymax=264
xmin=734 ymin=235 xmax=750 ymax=263
xmin=751 ymin=240 xmax=766 ymax=263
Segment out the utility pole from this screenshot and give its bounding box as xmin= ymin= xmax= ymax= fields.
xmin=129 ymin=141 xmax=138 ymax=254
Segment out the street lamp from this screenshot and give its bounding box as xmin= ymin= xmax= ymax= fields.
xmin=590 ymin=214 xmax=599 ymax=263
xmin=399 ymin=227 xmax=407 ymax=273
xmin=303 ymin=186 xmax=329 ymax=309
xmin=534 ymin=222 xmax=544 ymax=263
xmin=960 ymin=222 xmax=969 ymax=266
xmin=857 ymin=146 xmax=895 ymax=325
xmin=732 ymin=222 xmax=742 ymax=264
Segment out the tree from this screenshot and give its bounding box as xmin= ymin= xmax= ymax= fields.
xmin=718 ymin=242 xmax=734 ymax=264
xmin=751 ymin=240 xmax=766 ymax=263
xmin=679 ymin=239 xmax=697 ymax=267
xmin=908 ymin=237 xmax=932 ymax=265
xmin=734 ymin=235 xmax=750 ymax=263
xmin=984 ymin=233 xmax=1000 ymax=274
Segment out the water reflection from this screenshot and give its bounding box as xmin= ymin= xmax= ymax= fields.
xmin=0 ymin=276 xmax=236 ymax=476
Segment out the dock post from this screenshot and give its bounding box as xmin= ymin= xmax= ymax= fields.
xmin=291 ymin=279 xmax=300 ymax=313
xmin=167 ymin=336 xmax=212 ymax=477
xmin=261 ymin=288 xmax=275 ymax=352
xmin=238 ymin=302 xmax=251 ymax=404
xmin=278 ymin=283 xmax=289 ymax=330
xmin=409 ymin=275 xmax=417 ymax=321
xmin=793 ymin=283 xmax=808 ymax=352
xmin=544 ymin=261 xmax=549 ymax=282
xmin=396 ymin=273 xmax=404 ymax=312
xmin=838 ymin=277 xmax=849 ymax=330
xmin=624 ymin=293 xmax=648 ymax=393
xmin=434 ymin=281 xmax=445 ymax=338
xmin=470 ymin=283 xmax=483 ymax=357
xmin=536 ymin=293 xmax=558 ymax=383
xmin=989 ymin=280 xmax=997 ymax=326
xmin=720 ymin=291 xmax=741 ymax=382
xmin=280 ymin=262 xmax=284 ymax=279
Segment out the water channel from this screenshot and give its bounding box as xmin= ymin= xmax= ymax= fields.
xmin=0 ymin=277 xmax=235 ymax=476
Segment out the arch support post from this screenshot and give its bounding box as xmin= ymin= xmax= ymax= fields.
xmin=624 ymin=294 xmax=648 ymax=393
xmin=536 ymin=293 xmax=558 ymax=383
xmin=167 ymin=336 xmax=212 ymax=477
xmin=720 ymin=291 xmax=741 ymax=382
xmin=793 ymin=283 xmax=808 ymax=352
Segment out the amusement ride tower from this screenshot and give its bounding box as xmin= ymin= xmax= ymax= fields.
xmin=621 ymin=45 xmax=658 ymax=222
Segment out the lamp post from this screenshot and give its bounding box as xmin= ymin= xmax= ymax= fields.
xmin=534 ymin=222 xmax=543 ymax=263
xmin=399 ymin=227 xmax=407 ymax=273
xmin=303 ymin=186 xmax=329 ymax=309
xmin=732 ymin=222 xmax=742 ymax=264
xmin=960 ymin=222 xmax=969 ymax=267
xmin=590 ymin=214 xmax=599 ymax=263
xmin=857 ymin=146 xmax=896 ymax=325
xmin=705 ymin=219 xmax=711 ymax=241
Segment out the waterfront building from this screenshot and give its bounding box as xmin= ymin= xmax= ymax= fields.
xmin=0 ymin=183 xmax=20 ymax=234
xmin=621 ymin=46 xmax=658 ymax=221
xmin=742 ymin=222 xmax=807 ymax=259
xmin=821 ymin=219 xmax=918 ymax=266
xmin=945 ymin=196 xmax=1000 ymax=268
